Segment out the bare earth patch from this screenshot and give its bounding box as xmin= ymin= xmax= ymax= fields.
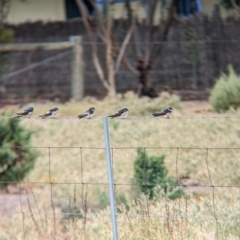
xmin=182 ymin=101 xmax=212 ymax=114
xmin=0 ymin=192 xmax=28 ymax=218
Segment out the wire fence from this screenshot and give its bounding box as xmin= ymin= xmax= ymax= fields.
xmin=2 ymin=115 xmax=240 ymax=120
xmin=0 ymin=116 xmax=240 ymax=239
xmin=1 ymin=39 xmax=240 ymax=101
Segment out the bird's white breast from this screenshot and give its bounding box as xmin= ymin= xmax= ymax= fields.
xmin=121 ymin=111 xmax=128 ymax=118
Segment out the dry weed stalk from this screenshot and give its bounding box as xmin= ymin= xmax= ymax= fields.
xmin=50 ymin=183 xmax=56 ymax=240
xmin=73 ymin=184 xmax=77 ymax=240
xmin=82 ymin=184 xmax=88 ymax=239
xmin=43 ymin=206 xmax=49 ymax=233
xmin=26 ymin=189 xmax=42 ymax=237
xmin=30 ymin=188 xmax=45 ymax=231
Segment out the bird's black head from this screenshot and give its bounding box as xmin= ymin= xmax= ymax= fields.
xmin=90 ymin=107 xmax=95 ymax=111
xmin=54 ymin=108 xmax=59 ymax=111
xmin=169 ymin=107 xmax=173 ymax=110
xmin=123 ymin=108 xmax=128 ymax=112
xmin=28 ymin=107 xmax=34 ymax=111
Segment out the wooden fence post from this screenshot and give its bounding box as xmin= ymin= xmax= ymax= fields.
xmin=70 ymin=36 xmax=84 ymax=101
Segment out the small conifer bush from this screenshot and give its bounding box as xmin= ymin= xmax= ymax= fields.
xmin=133 ymin=148 xmax=184 ymax=200
xmin=0 ymin=118 xmax=38 ymax=189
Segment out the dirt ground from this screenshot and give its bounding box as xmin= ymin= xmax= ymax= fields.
xmin=182 ymin=101 xmax=212 ymax=114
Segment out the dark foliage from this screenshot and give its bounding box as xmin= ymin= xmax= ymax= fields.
xmin=0 ymin=118 xmax=38 ymax=189
xmin=133 ymin=148 xmax=184 ymax=200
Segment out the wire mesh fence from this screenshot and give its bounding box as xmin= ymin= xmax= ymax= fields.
xmin=1 ymin=39 xmax=240 ymax=102
xmin=0 ymin=116 xmax=240 ymax=239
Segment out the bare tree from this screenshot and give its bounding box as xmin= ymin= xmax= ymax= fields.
xmin=230 ymin=0 xmax=240 ymax=12
xmin=75 ymin=0 xmax=176 ymax=98
xmin=125 ymin=0 xmax=176 ymax=97
xmin=75 ymin=0 xmax=136 ymax=97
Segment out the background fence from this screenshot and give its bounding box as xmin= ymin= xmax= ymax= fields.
xmin=0 ymin=36 xmax=84 ymax=102
xmin=1 ymin=12 xmax=240 ymax=102
xmin=1 ymin=39 xmax=240 ymax=102
xmin=1 ymin=116 xmax=240 ymax=239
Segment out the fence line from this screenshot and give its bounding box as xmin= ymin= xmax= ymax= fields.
xmin=0 ymin=42 xmax=73 ymax=52
xmin=1 ymin=38 xmax=240 ymax=101
xmin=0 ymin=36 xmax=84 ymax=101
xmin=1 ymin=116 xmax=240 ymax=120
xmin=43 ymin=40 xmax=240 ymax=44
xmin=0 ymin=118 xmax=240 ymax=239
xmin=2 ymin=52 xmax=69 ymax=79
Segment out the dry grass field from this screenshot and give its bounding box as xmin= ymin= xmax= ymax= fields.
xmin=1 ymin=92 xmax=240 ymax=240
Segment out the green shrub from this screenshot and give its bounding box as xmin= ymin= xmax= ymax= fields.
xmin=133 ymin=148 xmax=184 ymax=200
xmin=0 ymin=118 xmax=38 ymax=189
xmin=209 ymin=65 xmax=240 ymax=112
xmin=0 ymin=26 xmax=15 ymax=43
xmin=96 ymin=189 xmax=109 ymax=209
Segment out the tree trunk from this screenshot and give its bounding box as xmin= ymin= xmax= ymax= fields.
xmin=106 ymin=2 xmax=116 ymax=97
xmin=106 ymin=39 xmax=116 ymax=97
xmin=137 ymin=58 xmax=158 ymax=98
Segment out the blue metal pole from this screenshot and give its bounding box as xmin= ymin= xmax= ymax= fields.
xmin=103 ymin=117 xmax=119 ymax=240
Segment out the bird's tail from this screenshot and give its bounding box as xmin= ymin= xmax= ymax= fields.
xmin=153 ymin=113 xmax=164 ymax=117
xmin=78 ymin=115 xmax=84 ymax=119
xmin=39 ymin=114 xmax=47 ymax=119
xmin=39 ymin=113 xmax=51 ymax=119
xmin=13 ymin=115 xmax=21 ymax=119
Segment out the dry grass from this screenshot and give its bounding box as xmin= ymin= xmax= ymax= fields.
xmin=1 ymin=92 xmax=240 ymax=239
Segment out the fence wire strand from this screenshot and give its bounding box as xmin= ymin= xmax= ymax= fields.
xmin=1 ymin=115 xmax=240 ymax=120
xmin=1 ymin=131 xmax=240 ymax=238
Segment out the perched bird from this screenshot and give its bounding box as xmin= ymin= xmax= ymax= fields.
xmin=108 ymin=108 xmax=128 ymax=119
xmin=78 ymin=107 xmax=95 ymax=119
xmin=153 ymin=107 xmax=173 ymax=119
xmin=39 ymin=108 xmax=59 ymax=119
xmin=14 ymin=107 xmax=34 ymax=119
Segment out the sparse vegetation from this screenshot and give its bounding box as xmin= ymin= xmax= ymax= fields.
xmin=209 ymin=65 xmax=240 ymax=112
xmin=0 ymin=95 xmax=239 ymax=239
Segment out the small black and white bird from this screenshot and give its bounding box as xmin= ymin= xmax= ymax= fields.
xmin=108 ymin=108 xmax=128 ymax=119
xmin=14 ymin=107 xmax=34 ymax=118
xmin=78 ymin=107 xmax=95 ymax=119
xmin=153 ymin=107 xmax=173 ymax=118
xmin=39 ymin=108 xmax=59 ymax=119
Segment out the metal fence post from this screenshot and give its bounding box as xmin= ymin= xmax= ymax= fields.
xmin=103 ymin=117 xmax=119 ymax=240
xmin=70 ymin=36 xmax=84 ymax=101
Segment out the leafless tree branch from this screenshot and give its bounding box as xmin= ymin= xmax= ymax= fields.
xmin=115 ymin=16 xmax=135 ymax=73
xmin=149 ymin=0 xmax=175 ymax=65
xmin=75 ymin=0 xmax=110 ymax=90
xmin=112 ymin=38 xmax=138 ymax=74
xmin=230 ymin=0 xmax=240 ymax=12
xmin=133 ymin=26 xmax=143 ymax=58
xmin=124 ymin=0 xmax=143 ymax=58
xmin=144 ymin=0 xmax=158 ymax=64
xmin=106 ymin=0 xmax=116 ymax=96
xmin=89 ymin=0 xmax=108 ymax=43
